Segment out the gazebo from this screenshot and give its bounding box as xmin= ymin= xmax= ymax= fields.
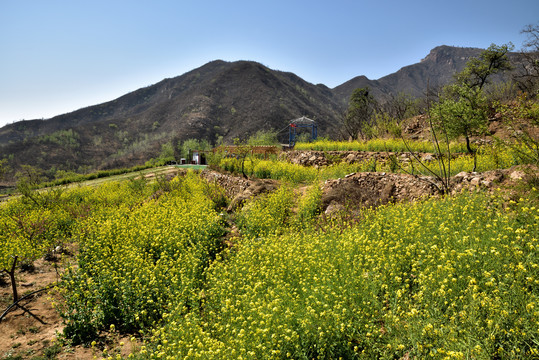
xmin=289 ymin=116 xmax=317 ymax=146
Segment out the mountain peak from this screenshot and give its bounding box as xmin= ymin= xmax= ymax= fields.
xmin=421 ymin=45 xmax=483 ymax=64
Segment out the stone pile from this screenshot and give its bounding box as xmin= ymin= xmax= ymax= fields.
xmin=451 ymin=168 xmax=529 ymax=194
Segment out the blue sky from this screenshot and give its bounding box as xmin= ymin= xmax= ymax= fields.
xmin=0 ymin=0 xmax=537 ymax=127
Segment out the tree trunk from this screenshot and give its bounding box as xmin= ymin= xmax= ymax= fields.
xmin=465 ymin=135 xmax=478 ymax=172
xmin=3 ymin=256 xmax=18 ymax=302
xmin=465 ymin=135 xmax=473 ymax=154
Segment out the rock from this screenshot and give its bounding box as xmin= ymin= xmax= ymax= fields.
xmin=470 ymin=177 xmax=482 ymax=186
xmin=481 ymin=180 xmax=492 ymax=187
xmin=380 ymin=182 xmax=395 ymax=203
xmin=325 ymin=202 xmax=346 ymax=216
xmin=510 ymin=170 xmax=525 ymax=180
xmin=484 ymin=171 xmax=504 ymax=183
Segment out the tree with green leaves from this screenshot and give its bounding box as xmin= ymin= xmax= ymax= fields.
xmin=432 ymin=84 xmax=488 ymax=155
xmin=15 ymin=165 xmax=44 ymax=206
xmin=247 ymin=130 xmax=279 ymax=146
xmin=455 ymin=43 xmax=513 ymax=91
xmin=0 ymin=159 xmax=9 ymax=180
xmin=15 ymin=165 xmax=64 ymax=207
xmin=159 ymin=141 xmax=176 ymax=163
xmin=179 ymin=138 xmax=212 ymax=160
xmin=343 ymin=87 xmax=378 ymax=140
xmin=433 ymin=43 xmax=513 ymax=158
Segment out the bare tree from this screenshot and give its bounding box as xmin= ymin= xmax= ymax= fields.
xmin=514 ymin=23 xmax=539 ymax=95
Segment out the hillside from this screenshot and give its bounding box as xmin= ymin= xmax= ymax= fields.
xmin=0 ymin=60 xmax=344 ymax=177
xmin=333 ymin=45 xmax=523 ymax=103
xmin=0 ymin=45 xmax=525 ymax=180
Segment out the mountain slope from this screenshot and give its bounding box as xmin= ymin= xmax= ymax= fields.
xmin=333 ymin=45 xmax=523 ymax=104
xmin=0 ymin=60 xmax=343 ymax=174
xmin=0 ymin=45 xmax=525 ymax=179
xmin=333 ymin=46 xmax=485 ymax=103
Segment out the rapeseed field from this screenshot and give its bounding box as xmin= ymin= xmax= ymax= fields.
xmin=1 ymin=155 xmax=537 ymax=359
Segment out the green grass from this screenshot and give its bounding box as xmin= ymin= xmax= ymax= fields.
xmin=175 ymin=164 xmax=208 ymax=170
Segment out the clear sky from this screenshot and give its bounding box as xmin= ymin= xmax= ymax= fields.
xmin=0 ymin=0 xmax=537 ymax=127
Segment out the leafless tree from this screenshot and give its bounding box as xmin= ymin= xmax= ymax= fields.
xmin=514 ymin=23 xmax=539 ymax=95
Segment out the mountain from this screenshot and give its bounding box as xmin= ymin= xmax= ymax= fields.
xmin=0 ymin=45 xmax=523 ymax=179
xmin=335 ymin=46 xmax=485 ymax=102
xmin=333 ymin=45 xmax=523 ymax=104
xmin=0 ymin=60 xmax=343 ymax=174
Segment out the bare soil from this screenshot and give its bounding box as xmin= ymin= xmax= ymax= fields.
xmin=0 ymin=258 xmax=139 ymax=360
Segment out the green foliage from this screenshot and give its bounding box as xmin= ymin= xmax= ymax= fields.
xmin=431 ymin=84 xmax=488 ymax=153
xmin=455 ymin=43 xmax=514 ymax=91
xmin=55 ymin=173 xmax=226 ymax=344
xmin=294 ymin=131 xmax=315 ymax=144
xmin=344 ymin=87 xmax=378 ymax=140
xmin=179 ymin=138 xmax=212 ymax=160
xmin=159 ymin=141 xmax=175 ymax=162
xmin=236 ymin=186 xmax=293 ymax=238
xmin=0 ymin=207 xmax=63 ymax=272
xmin=293 ymin=184 xmax=322 ymax=228
xmin=295 ymin=138 xmax=467 ymax=153
xmin=39 ymin=164 xmax=155 ymax=188
xmin=247 ymin=129 xmax=280 ymax=146
xmin=0 ymin=158 xmax=9 ymax=179
xmin=0 ymin=184 xmax=97 ymax=302
xmin=38 ymin=129 xmax=80 ymax=149
xmin=429 ymin=43 xmax=513 ymax=157
xmin=217 ymin=141 xmax=532 ymax=185
xmin=16 ymin=165 xmax=52 ymax=207
xmin=127 ymin=173 xmax=148 ymax=195
xmin=116 ymin=130 xmax=129 ymax=144
xmin=4 ymin=155 xmax=537 ymax=358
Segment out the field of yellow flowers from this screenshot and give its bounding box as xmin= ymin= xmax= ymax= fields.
xmin=0 ymin=148 xmax=537 ymax=359
xmin=146 ymin=185 xmax=538 ymax=359
xmin=216 ymin=141 xmax=532 ymax=184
